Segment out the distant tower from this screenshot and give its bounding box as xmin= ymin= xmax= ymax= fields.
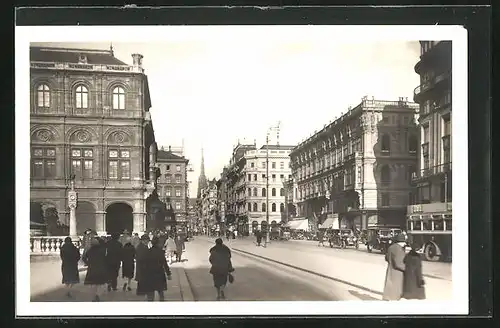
xmin=197 ymin=148 xmax=208 ymax=199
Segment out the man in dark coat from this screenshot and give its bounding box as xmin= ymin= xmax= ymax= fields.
xmin=255 ymin=229 xmax=262 ymax=247
xmin=175 ymin=235 xmax=185 ymax=262
xmin=60 ymin=236 xmax=81 ymax=298
xmin=402 ymin=243 xmax=426 ymax=300
xmin=209 ymin=238 xmax=234 ymax=300
xmin=382 ymin=233 xmax=407 ymax=301
xmin=135 ymin=234 xmax=150 ymax=285
xmin=137 ymin=236 xmax=172 ymax=301
xmin=131 ymin=233 xmax=141 ymax=248
xmin=121 ymin=237 xmax=136 ymax=291
xmin=83 ymin=237 xmax=108 ymax=302
xmin=105 ymin=233 xmax=123 ymax=291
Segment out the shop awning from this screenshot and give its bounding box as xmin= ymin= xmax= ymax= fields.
xmin=286 ymin=218 xmax=309 ymax=231
xmin=319 ymin=214 xmax=339 ymax=229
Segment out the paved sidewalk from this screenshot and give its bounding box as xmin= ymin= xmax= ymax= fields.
xmin=197 ymin=236 xmax=453 ymax=301
xmin=30 ymin=256 xmax=187 ymax=302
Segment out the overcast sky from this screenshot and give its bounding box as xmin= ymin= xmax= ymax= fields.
xmin=32 ymin=32 xmax=420 ymax=198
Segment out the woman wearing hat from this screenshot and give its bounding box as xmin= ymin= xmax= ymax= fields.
xmin=402 ymin=242 xmax=426 ymax=300
xmin=83 ymin=237 xmax=108 ymax=301
xmin=60 ymin=236 xmax=81 ymax=298
xmin=382 ymin=233 xmax=407 ymax=301
xmin=209 ymin=238 xmax=234 ymax=301
xmin=135 ymin=234 xmax=151 ymax=286
xmin=137 ymin=236 xmax=172 ymax=301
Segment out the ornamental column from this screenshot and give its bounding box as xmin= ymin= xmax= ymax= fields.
xmin=68 ymin=176 xmax=78 ymax=239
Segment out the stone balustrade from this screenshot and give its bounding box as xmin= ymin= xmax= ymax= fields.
xmin=30 ymin=236 xmax=83 ymax=255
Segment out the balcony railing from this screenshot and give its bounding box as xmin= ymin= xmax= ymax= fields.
xmin=412 ymin=162 xmax=452 ymax=181
xmin=414 ymin=70 xmax=451 ymax=99
xmin=31 ymin=61 xmax=143 ymax=74
xmin=30 ymin=236 xmax=82 ymax=255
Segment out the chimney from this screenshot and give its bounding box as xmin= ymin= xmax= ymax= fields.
xmin=131 ymin=53 xmax=144 ymax=70
xmin=168 ymin=145 xmax=171 ymax=152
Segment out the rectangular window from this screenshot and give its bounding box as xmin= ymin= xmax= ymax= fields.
xmin=280 ymin=174 xmax=284 ymax=180
xmin=166 ymin=175 xmax=171 ymax=183
xmin=250 ymin=162 xmax=255 ymax=168
xmin=71 ymin=148 xmax=93 ymax=179
xmin=84 ymin=160 xmax=93 ymax=178
xmin=31 ymin=148 xmax=57 ymax=178
xmin=175 ymin=175 xmax=181 ymax=184
xmin=381 ymin=193 xmax=390 ymax=207
xmin=280 ymin=162 xmax=285 ymax=170
xmin=176 ymin=165 xmax=181 ymax=172
xmin=166 ymin=165 xmax=170 ymax=171
xmin=272 ymin=174 xmax=276 ymax=182
xmin=166 ymin=188 xmax=171 ymax=196
xmin=248 ymin=188 xmax=251 ymax=196
xmin=262 ymin=174 xmax=266 ymax=180
xmin=108 ymin=149 xmax=130 ymax=180
xmin=262 ymin=162 xmax=266 ymax=169
xmin=175 ymin=202 xmax=181 ymax=210
xmin=288 ymin=175 xmax=292 ymax=179
xmin=175 ymin=188 xmax=181 ymax=197
xmin=272 ymin=162 xmax=276 ymax=169
xmin=248 ymin=174 xmax=251 ymax=181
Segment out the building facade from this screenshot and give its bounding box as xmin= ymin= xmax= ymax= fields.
xmin=289 ymin=97 xmax=419 ymax=231
xmin=156 ymin=146 xmax=190 ymax=224
xmin=30 ymin=45 xmax=158 ymax=235
xmin=222 ymin=142 xmax=293 ymax=235
xmin=411 ymin=41 xmax=452 ymax=206
xmin=200 ymin=180 xmax=218 ymax=230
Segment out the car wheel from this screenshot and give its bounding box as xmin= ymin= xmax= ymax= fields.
xmin=367 ymin=244 xmax=373 ymax=253
xmin=424 ymin=243 xmax=441 ymax=262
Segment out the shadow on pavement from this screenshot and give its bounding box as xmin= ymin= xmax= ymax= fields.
xmin=348 ymin=290 xmax=379 ymax=301
xmin=183 ymin=263 xmax=339 ymax=302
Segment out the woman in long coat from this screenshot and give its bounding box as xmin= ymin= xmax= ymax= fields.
xmin=60 ymin=236 xmax=81 ymax=298
xmin=402 ymin=243 xmax=426 ymax=300
xmin=137 ymin=237 xmax=172 ymax=301
xmin=83 ymin=237 xmax=108 ymax=302
xmin=164 ymin=235 xmax=177 ymax=265
xmin=121 ymin=238 xmax=136 ymax=292
xmin=209 ymin=238 xmax=234 ymax=301
xmin=175 ymin=235 xmax=185 ymax=263
xmin=382 ymin=234 xmax=407 ymax=301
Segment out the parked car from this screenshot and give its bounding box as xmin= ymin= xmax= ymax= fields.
xmin=365 ymin=225 xmax=403 ymax=254
xmin=340 ymin=229 xmax=359 ymax=249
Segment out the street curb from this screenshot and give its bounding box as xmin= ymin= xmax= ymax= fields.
xmin=176 ymin=267 xmax=195 ymax=301
xmin=232 ymin=247 xmax=384 ymax=297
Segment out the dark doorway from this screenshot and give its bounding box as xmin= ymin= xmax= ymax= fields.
xmin=106 ymin=203 xmax=133 ymax=235
xmin=76 ymin=201 xmax=97 ymax=235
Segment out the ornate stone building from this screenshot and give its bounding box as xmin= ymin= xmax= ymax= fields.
xmin=156 ymin=146 xmax=190 ymax=225
xmin=29 ymin=45 xmax=158 ymax=235
xmin=289 ymin=97 xmax=419 ymax=231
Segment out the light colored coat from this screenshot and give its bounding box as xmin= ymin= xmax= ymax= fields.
xmin=382 ymin=243 xmax=406 ymax=301
xmin=164 ymin=238 xmax=176 ymax=252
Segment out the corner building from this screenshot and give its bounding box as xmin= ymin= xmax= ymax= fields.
xmin=29 ymin=46 xmax=158 ymax=235
xmin=290 ymin=97 xmax=419 ymax=230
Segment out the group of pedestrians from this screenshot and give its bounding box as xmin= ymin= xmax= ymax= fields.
xmin=59 ymin=229 xmax=186 ymax=302
xmin=383 ymin=233 xmax=426 ymax=301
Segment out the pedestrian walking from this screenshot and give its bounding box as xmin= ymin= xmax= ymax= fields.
xmin=317 ymin=230 xmax=326 ymax=247
xmin=83 ymin=237 xmax=108 ymax=302
xmin=175 ymin=234 xmax=185 ymax=263
xmin=234 ymin=229 xmax=238 ymax=239
xmin=382 ymin=233 xmax=407 ymax=301
xmin=60 ymin=236 xmax=81 ymax=299
xmin=105 ymin=233 xmax=123 ymax=292
xmin=402 ymin=243 xmax=426 ymax=300
xmin=209 ymin=238 xmax=234 ymax=301
xmin=131 ymin=233 xmax=141 ymax=249
xmin=164 ymin=235 xmax=176 ymax=265
xmin=255 ymin=229 xmax=262 ymax=246
xmin=135 ymin=234 xmax=150 ymax=285
xmin=137 ymin=236 xmax=172 ymax=301
xmin=81 ymin=229 xmax=94 ymax=265
xmin=121 ymin=237 xmax=136 ymax=292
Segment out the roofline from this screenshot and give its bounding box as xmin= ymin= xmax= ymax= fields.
xmin=31 ymin=46 xmax=114 ymax=56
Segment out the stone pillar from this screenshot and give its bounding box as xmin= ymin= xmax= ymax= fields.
xmin=133 ymin=212 xmax=146 ymax=234
xmin=68 ymin=189 xmax=78 ymax=239
xmin=95 ymin=211 xmax=106 ymax=235
xmin=361 ymin=212 xmax=367 ymax=231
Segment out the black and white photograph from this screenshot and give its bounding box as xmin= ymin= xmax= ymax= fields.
xmin=16 ymin=24 xmax=468 ymax=316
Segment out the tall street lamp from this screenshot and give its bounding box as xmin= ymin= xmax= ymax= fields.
xmin=68 ymin=174 xmax=78 ymax=240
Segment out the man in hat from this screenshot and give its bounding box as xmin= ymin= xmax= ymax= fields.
xmin=135 ymin=234 xmax=150 ymax=285
xmin=105 ymin=233 xmax=123 ymax=291
xmin=382 ymin=233 xmax=407 ymax=301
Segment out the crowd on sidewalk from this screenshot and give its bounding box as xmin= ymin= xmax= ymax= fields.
xmin=59 ymin=229 xmax=187 ymax=302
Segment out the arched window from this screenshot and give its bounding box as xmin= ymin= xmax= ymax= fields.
xmin=262 ymin=188 xmax=266 ymax=197
xmin=75 ymin=85 xmax=89 ymax=109
xmin=37 ymin=84 xmax=50 ymax=108
xmin=253 ymin=203 xmax=258 ymax=212
xmin=112 ymin=86 xmax=125 ymax=110
xmin=381 ymin=134 xmax=391 ymax=152
xmin=262 ymin=203 xmax=267 ymax=212
xmin=248 ymin=203 xmax=252 ymax=211
xmin=272 ymin=188 xmax=276 ymax=196
xmin=253 ymin=188 xmax=258 ymax=196
xmin=280 ymin=188 xmax=285 ymax=196
xmin=248 ymin=188 xmax=251 ymax=196
xmin=271 ymin=203 xmax=276 ymax=212
xmin=280 ymin=203 xmax=285 ymax=212
xmin=409 ymin=134 xmax=418 ymax=153
xmin=381 ymin=165 xmax=391 ymax=186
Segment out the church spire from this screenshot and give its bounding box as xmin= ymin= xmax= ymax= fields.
xmin=197 ymin=148 xmax=208 ymax=199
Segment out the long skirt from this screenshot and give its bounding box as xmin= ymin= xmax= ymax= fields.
xmin=212 ymin=273 xmax=228 ymax=288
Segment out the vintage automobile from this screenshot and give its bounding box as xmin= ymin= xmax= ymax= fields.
xmin=340 ymin=229 xmax=359 ymax=249
xmin=327 ymin=229 xmax=343 ymax=248
xmin=365 ymin=225 xmax=403 ymax=254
